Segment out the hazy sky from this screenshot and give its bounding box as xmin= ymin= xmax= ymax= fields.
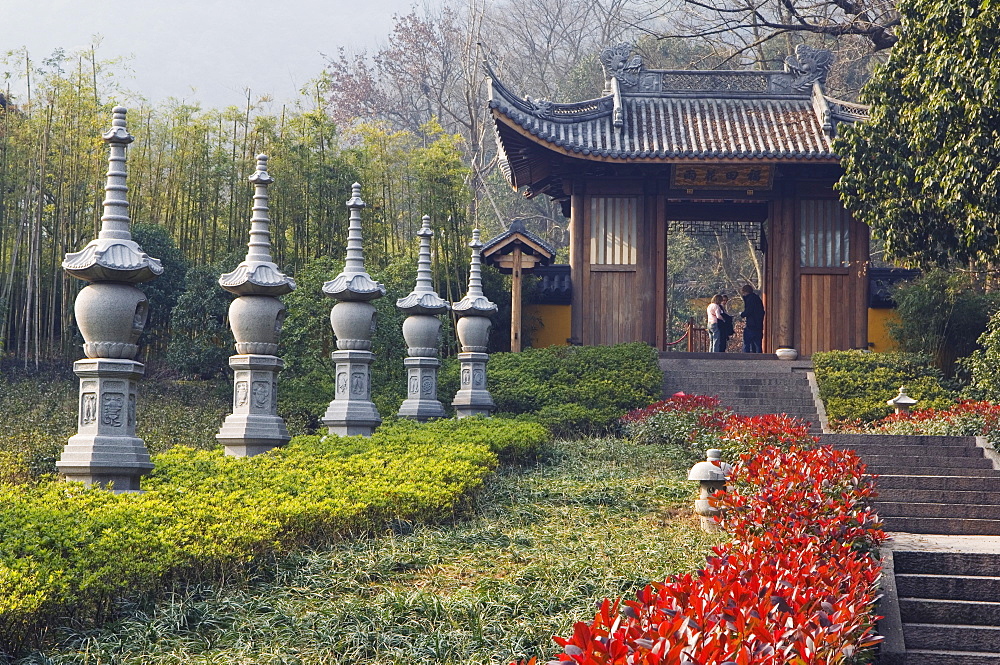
xmin=3 ymin=0 xmax=419 ymax=108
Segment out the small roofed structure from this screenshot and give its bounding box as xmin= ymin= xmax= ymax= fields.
xmin=482 ymin=219 xmax=556 ymax=352
xmin=486 ymin=43 xmax=871 ymax=356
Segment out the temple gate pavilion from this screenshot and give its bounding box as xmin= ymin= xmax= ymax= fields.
xmin=486 ymin=44 xmax=870 ymax=356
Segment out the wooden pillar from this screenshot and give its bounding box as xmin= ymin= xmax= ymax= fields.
xmin=511 ymin=245 xmax=522 ymax=352
xmin=569 ymin=184 xmax=585 ymax=345
xmin=853 ymin=219 xmax=870 ymax=349
xmin=770 ymin=184 xmax=796 ymax=351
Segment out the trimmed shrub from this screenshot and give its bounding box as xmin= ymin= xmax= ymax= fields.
xmin=489 ymin=343 xmax=663 ymax=436
xmin=813 ymin=350 xmax=955 ymax=424
xmin=0 ymin=418 xmax=549 ymax=655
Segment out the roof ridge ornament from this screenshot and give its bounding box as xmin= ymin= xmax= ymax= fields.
xmin=600 ymin=43 xmax=642 ymax=88
xmin=784 ymin=45 xmax=834 ymax=92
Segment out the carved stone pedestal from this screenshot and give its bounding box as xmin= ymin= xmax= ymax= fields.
xmin=57 ymin=358 xmax=153 ymax=492
xmin=323 ymin=349 xmax=381 ymax=436
xmin=452 ymin=352 xmax=495 ymax=418
xmin=398 ymin=356 xmax=446 ymax=421
xmin=216 ymin=354 xmax=289 ymax=456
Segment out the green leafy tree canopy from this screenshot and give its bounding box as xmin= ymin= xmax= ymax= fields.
xmin=836 ymin=0 xmax=1000 ymax=267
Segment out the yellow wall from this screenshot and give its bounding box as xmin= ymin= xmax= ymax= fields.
xmin=868 ymin=308 xmax=900 ymax=352
xmin=526 ymin=304 xmax=572 ymax=347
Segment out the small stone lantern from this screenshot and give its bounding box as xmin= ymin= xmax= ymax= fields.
xmin=216 ymin=155 xmax=296 ymax=456
xmin=452 ymin=229 xmax=497 ymax=417
xmin=396 ymin=216 xmax=450 ymax=421
xmin=888 ymin=386 xmax=918 ymax=415
xmin=688 ymin=449 xmax=733 ymax=532
xmin=58 ymin=107 xmax=163 ymax=492
xmin=322 ymin=183 xmax=386 ymax=436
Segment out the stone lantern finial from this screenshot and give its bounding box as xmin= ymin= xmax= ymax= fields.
xmin=453 ymin=229 xmax=497 ymax=317
xmin=219 ymin=154 xmax=295 ymax=297
xmin=63 ymin=106 xmax=162 ymax=284
xmin=322 ymin=184 xmax=385 ymax=302
xmin=396 ymin=216 xmax=450 ymax=421
xmin=216 ymin=155 xmax=296 ymax=457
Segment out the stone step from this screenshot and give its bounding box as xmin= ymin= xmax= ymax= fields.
xmin=895 ymin=552 xmax=1000 ymax=577
xmin=880 ymin=488 xmax=1000 ymax=505
xmin=905 ymin=649 xmax=1000 ymax=664
xmin=863 ymin=455 xmax=995 ymax=470
xmin=867 ymin=466 xmax=1000 ymax=477
xmin=904 ymin=623 xmax=1000 ymax=653
xmin=876 ymin=502 xmax=1000 ymax=520
xmin=900 ymin=598 xmax=1000 ymax=626
xmin=878 ymin=475 xmax=1000 ymax=491
xmin=822 ymin=434 xmax=981 ymax=446
xmin=883 ymin=516 xmax=1000 ymax=535
xmin=897 ymin=574 xmax=1000 ymax=602
xmin=831 ymin=444 xmax=985 ymax=458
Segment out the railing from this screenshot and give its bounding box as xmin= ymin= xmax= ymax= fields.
xmin=665 ymin=317 xmax=745 ymax=353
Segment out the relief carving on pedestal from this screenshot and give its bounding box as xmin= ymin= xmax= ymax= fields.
xmin=252 ymin=381 xmax=270 ymax=408
xmin=82 ymin=393 xmax=98 ymax=425
xmin=102 ymin=393 xmax=125 ymax=427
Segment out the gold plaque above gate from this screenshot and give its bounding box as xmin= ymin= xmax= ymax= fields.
xmin=671 ymin=164 xmax=774 ymax=190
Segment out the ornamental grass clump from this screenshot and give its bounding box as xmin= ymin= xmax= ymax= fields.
xmin=528 ymin=411 xmax=884 ymax=665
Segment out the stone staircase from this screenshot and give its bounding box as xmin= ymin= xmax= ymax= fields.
xmin=823 ymin=434 xmax=1000 ymax=536
xmin=825 ymin=433 xmax=1000 ymax=662
xmin=659 ymin=353 xmax=824 ymax=431
xmin=884 ymin=550 xmax=1000 ymax=664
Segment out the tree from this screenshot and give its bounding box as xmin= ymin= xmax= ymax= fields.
xmin=836 ymin=0 xmax=1000 ymax=268
xmin=667 ymin=0 xmax=899 ymax=55
xmin=165 ymin=264 xmax=232 ymax=379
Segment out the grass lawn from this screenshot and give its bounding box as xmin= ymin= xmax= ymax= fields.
xmin=21 ymin=437 xmax=722 ymax=665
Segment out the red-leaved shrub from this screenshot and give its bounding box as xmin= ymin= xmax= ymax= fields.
xmin=521 ymin=399 xmax=884 ymax=665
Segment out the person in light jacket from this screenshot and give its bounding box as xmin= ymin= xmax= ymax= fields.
xmin=707 ymin=294 xmax=726 ymax=353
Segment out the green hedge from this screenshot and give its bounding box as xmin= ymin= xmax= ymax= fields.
xmin=488 ymin=342 xmax=663 ymax=436
xmin=813 ymin=350 xmax=956 ymax=424
xmin=0 ymin=418 xmax=549 ymax=655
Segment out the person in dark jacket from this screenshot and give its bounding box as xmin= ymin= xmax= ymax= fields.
xmin=739 ymin=284 xmax=765 ymax=353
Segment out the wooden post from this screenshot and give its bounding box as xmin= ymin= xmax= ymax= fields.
xmin=687 ymin=317 xmax=694 ymax=352
xmin=511 ymin=245 xmax=522 ymax=352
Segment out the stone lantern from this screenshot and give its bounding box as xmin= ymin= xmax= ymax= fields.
xmin=888 ymin=385 xmax=918 ymax=415
xmin=396 ymin=216 xmax=450 ymax=420
xmin=216 ymin=155 xmax=296 ymax=456
xmin=57 ymin=107 xmax=163 ymax=492
xmin=688 ymin=449 xmax=733 ymax=532
xmin=322 ymin=183 xmax=386 ymax=436
xmin=452 ymin=229 xmax=497 ymax=418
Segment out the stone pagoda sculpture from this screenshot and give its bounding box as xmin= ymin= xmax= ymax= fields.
xmin=216 ymin=155 xmax=296 ymax=456
xmin=396 ymin=216 xmax=450 ymax=421
xmin=57 ymin=107 xmax=163 ymax=491
xmin=322 ymin=183 xmax=386 ymax=436
xmin=452 ymin=229 xmax=497 ymax=417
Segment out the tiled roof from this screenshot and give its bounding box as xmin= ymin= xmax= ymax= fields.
xmin=487 ymin=54 xmax=868 ymax=166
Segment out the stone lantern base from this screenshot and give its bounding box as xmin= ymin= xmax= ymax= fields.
xmin=56 ymin=358 xmax=153 ymax=492
xmin=397 ymin=356 xmax=445 ymax=421
xmin=323 ymin=349 xmax=381 ymax=436
xmin=217 ymin=354 xmax=290 ymax=457
xmin=452 ymin=352 xmax=494 ymax=418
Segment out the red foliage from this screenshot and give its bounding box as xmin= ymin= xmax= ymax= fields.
xmin=528 ymin=409 xmax=884 ymax=665
xmin=620 ymin=393 xmax=727 ymax=425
